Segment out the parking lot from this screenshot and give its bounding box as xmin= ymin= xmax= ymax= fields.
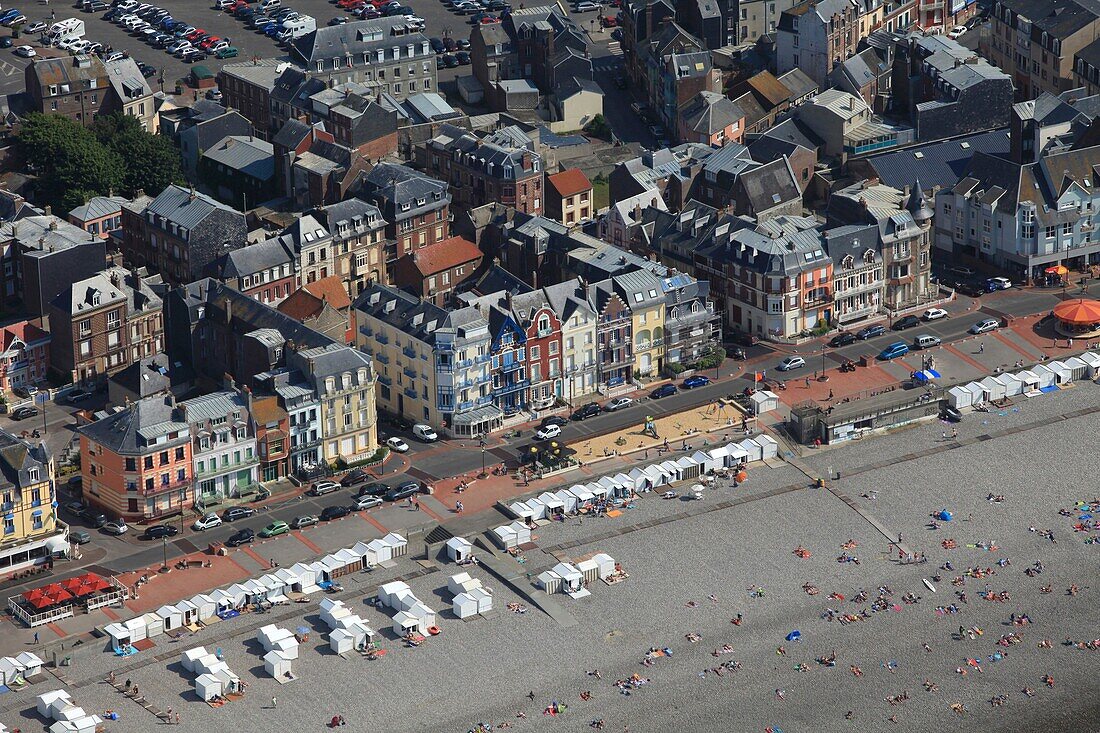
xmin=0 ymin=0 xmax=626 ymax=115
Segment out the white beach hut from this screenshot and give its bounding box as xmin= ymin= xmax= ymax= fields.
xmin=213 ymin=587 xmax=241 ymax=611
xmin=50 ymin=715 xmax=102 ymax=733
xmin=508 ymin=501 xmax=535 ymax=521
xmin=641 ymin=465 xmax=668 ymax=488
xmin=570 ymin=484 xmax=596 ymax=503
xmin=448 ymin=572 xmax=481 ymax=596
xmin=445 ymin=536 xmax=473 ymax=563
xmin=189 ymin=594 xmax=217 ymax=621
xmin=525 ymin=497 xmax=548 ymax=520
xmin=750 ymin=390 xmax=780 ymax=415
xmin=586 ymin=481 xmax=611 ymax=500
xmin=329 ymin=628 xmax=354 ymax=655
xmin=156 ymin=604 xmax=183 ymax=631
xmin=364 ymin=538 xmax=391 ymax=566
xmin=1046 ymin=360 xmax=1073 ymax=383
xmin=181 ymin=647 xmax=208 ymax=673
xmin=345 ymin=620 xmax=374 ymax=649
xmin=674 ymin=455 xmax=700 ymax=479
xmin=554 ymin=488 xmax=578 ymax=513
xmin=625 ymin=467 xmax=651 ymax=492
xmin=453 ymin=592 xmax=479 ymax=619
xmin=334 ymin=548 xmax=363 ymax=574
xmin=194 ymin=673 xmax=223 ymax=701
xmin=963 ymin=381 xmax=989 ymax=405
xmin=378 ymin=581 xmax=409 ymax=608
xmin=1030 ymin=365 xmax=1057 ymax=388
xmin=193 ymin=654 xmax=227 ymax=676
xmin=319 ymin=555 xmax=346 ymax=581
xmin=508 ymin=520 xmax=532 ymax=545
xmin=289 ymin=563 xmax=320 ymax=593
xmin=382 ymin=533 xmax=409 ymax=558
xmin=576 ymin=557 xmax=600 ymax=584
xmin=1078 ymin=351 xmax=1100 ymax=376
xmin=122 ymin=616 xmax=148 ymax=642
xmin=738 ymin=438 xmax=763 ymax=462
xmin=707 ymin=445 xmax=730 ymax=468
xmin=0 ymin=657 xmax=24 ymax=685
xmin=754 ymin=434 xmax=780 ymax=460
xmin=470 ymin=586 xmax=493 ymax=613
xmin=141 ymin=612 xmax=164 ymax=638
xmin=724 ymin=442 xmax=749 ymax=464
xmin=391 ymin=588 xmax=420 ymax=612
xmin=1015 ymin=369 xmax=1041 ymax=392
xmin=998 ymin=372 xmax=1024 ymax=396
xmin=659 ymin=460 xmax=683 ymax=481
xmin=690 ymin=450 xmax=717 ymax=473
xmin=320 ymin=601 xmax=351 ymax=628
xmin=537 ymin=492 xmax=565 ymax=517
xmin=259 ymin=574 xmax=288 ymax=602
xmin=408 ymin=601 xmax=436 ymax=628
xmin=174 ymin=599 xmax=199 ymax=627
xmin=263 ymin=650 xmax=293 ymax=680
xmin=492 ymin=524 xmax=519 ymax=550
xmin=270 ymin=636 xmax=298 ymax=660
xmin=980 ymin=375 xmax=1007 ymax=401
xmin=37 ymin=690 xmax=71 ymax=719
xmin=596 ymin=475 xmax=618 ymax=494
xmin=14 ymin=652 xmax=41 ymax=678
xmin=537 ymin=568 xmax=562 ymax=593
xmin=948 ymin=384 xmax=974 ymax=408
xmin=552 ymin=562 xmax=584 ymax=593
xmin=1062 ymin=356 xmax=1089 ymax=380
xmin=306 ymin=560 xmax=330 ymax=584
xmin=103 ymin=622 xmax=130 ymax=652
xmin=592 ymin=553 xmax=616 ymax=578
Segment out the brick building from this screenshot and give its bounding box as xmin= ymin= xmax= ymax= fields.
xmin=0 ymin=321 xmax=50 ymax=396
xmin=392 ymin=235 xmax=483 ymax=307
xmin=359 ymin=162 xmax=451 ymax=275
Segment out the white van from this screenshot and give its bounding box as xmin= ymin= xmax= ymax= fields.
xmin=913 ymin=334 xmax=942 ymax=350
xmin=260 ymin=0 xmax=281 ymax=10
xmin=276 ymin=15 xmax=314 ymax=41
xmin=48 ymin=18 xmax=85 ymax=40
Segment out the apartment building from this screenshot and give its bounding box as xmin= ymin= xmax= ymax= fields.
xmin=776 ymin=0 xmax=875 ymax=87
xmin=392 ymin=235 xmax=483 ymax=307
xmin=120 ymin=185 xmax=247 ymax=286
xmin=612 ymin=270 xmax=665 ymax=379
xmin=421 ymin=125 xmax=544 ymax=215
xmin=254 ymin=368 xmax=324 ymax=478
xmin=0 ymin=322 xmax=50 ymax=396
xmin=181 ymin=391 xmax=259 ymax=506
xmin=312 ymin=197 xmax=388 ymax=293
xmin=24 ymin=55 xmax=108 ymax=126
xmin=48 ymin=267 xmax=163 ymax=387
xmin=986 ymin=0 xmax=1100 ymax=100
xmin=79 ymin=394 xmax=193 ymax=521
xmin=288 ymin=344 xmax=378 ymax=465
xmin=545 ymin=169 xmax=593 ymax=227
xmin=0 ymin=430 xmax=60 ymax=576
xmin=542 ymin=279 xmax=598 ymax=405
xmin=359 ymin=162 xmax=451 ymax=274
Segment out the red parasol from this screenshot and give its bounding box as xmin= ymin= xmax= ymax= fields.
xmin=41 ymin=583 xmax=73 ymax=605
xmin=61 ymin=576 xmax=86 ymax=595
xmin=22 ymin=588 xmax=49 ymax=609
xmin=78 ymin=573 xmax=111 ymax=593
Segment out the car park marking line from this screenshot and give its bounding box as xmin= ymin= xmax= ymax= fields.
xmin=993 ymin=330 xmax=1042 ymax=359
xmin=0 ymin=60 xmax=19 ymax=76
xmin=942 ymin=341 xmax=994 ymax=372
xmin=292 ymin=530 xmax=323 ymax=554
xmin=358 ymin=511 xmax=388 ymax=533
xmin=241 ymin=545 xmax=269 ymax=567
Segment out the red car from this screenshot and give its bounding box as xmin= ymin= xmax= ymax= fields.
xmin=337 ymin=0 xmax=362 ymax=8
xmin=226 ymin=1 xmax=246 ymax=11
xmin=199 ymin=35 xmax=221 ymax=49
xmin=185 ymin=28 xmax=206 ymax=41
xmin=479 ymin=14 xmax=499 ymax=22
xmin=600 ymin=14 xmax=617 ymax=26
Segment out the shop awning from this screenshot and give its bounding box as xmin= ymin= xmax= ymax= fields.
xmin=452 ymin=404 xmax=503 ymax=425
xmin=1045 ymin=265 xmax=1069 ymax=275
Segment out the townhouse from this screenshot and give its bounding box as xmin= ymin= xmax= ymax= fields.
xmin=253 ymin=368 xmax=324 ymax=478
xmin=287 ymin=344 xmax=379 ymax=465
xmin=181 ymin=391 xmax=259 ymax=507
xmin=421 ymin=125 xmax=544 ymax=215
xmin=359 ymin=162 xmax=451 ymax=274
xmin=48 ymin=267 xmax=163 ymax=387
xmin=0 ymin=430 xmax=61 ymax=576
xmin=0 ymin=322 xmax=50 ymax=396
xmin=545 ymin=169 xmax=593 ymax=227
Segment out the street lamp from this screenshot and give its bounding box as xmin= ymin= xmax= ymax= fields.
xmin=479 ymin=447 xmax=486 ymax=479
xmin=159 ymin=536 xmax=170 ymax=574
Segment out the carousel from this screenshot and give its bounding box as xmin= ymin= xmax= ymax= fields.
xmin=1052 ymin=298 xmax=1100 ymax=338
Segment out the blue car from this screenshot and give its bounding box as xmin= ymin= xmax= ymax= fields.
xmin=650 ymin=384 xmax=677 ymax=399
xmin=682 ymin=375 xmax=711 ymax=389
xmin=263 ymin=22 xmax=280 ymax=35
xmin=160 ymin=17 xmax=177 ymax=29
xmin=0 ymin=9 xmax=21 ymax=23
xmin=877 ymin=342 xmax=910 ymax=361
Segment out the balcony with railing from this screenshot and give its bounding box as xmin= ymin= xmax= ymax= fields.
xmin=402 ymin=346 xmax=417 ymax=359
xmin=378 ymin=375 xmax=392 ymax=386
xmin=499 ymin=360 xmax=523 ymax=373
xmin=600 ymin=350 xmax=633 ymax=368
xmin=404 ymin=388 xmax=418 ymax=399
xmin=375 ymin=353 xmax=390 ymax=364
xmin=403 ymin=366 xmax=417 ymax=379
xmin=376 ymin=333 xmax=390 ymax=345
xmin=476 ymin=354 xmax=491 ymax=364
xmin=144 ymin=477 xmax=190 ymax=497
xmin=493 ymin=379 xmax=530 ymax=395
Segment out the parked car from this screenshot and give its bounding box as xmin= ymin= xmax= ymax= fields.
xmin=258 ymin=520 xmax=289 ymax=538
xmin=893 ymin=315 xmax=921 ymax=330
xmin=384 ymin=481 xmax=421 ymax=502
xmin=603 ymin=396 xmax=633 ymax=412
xmin=969 ymin=318 xmax=999 ymax=334
xmin=412 ymin=424 xmax=438 ymax=442
xmin=142 ymin=524 xmax=179 ymax=540
xmin=222 ymin=506 xmax=256 ymax=522
xmin=215 ymin=45 xmax=239 ymax=58
xmin=777 ymin=355 xmax=806 ymax=371
xmin=102 ymin=519 xmax=129 ymax=535
xmin=192 ymin=513 xmax=223 ymax=531
xmin=11 ymin=406 xmax=38 ymax=420
xmin=308 ymin=480 xmax=341 ymax=496
xmin=574 ymin=1 xmax=601 ymax=10
xmin=877 ymin=341 xmax=910 ymax=360
xmin=0 ymin=37 xmax=12 ymax=49
xmin=355 ymin=495 xmax=383 ymax=511
xmin=986 ymin=276 xmax=1012 ymax=291
xmin=535 ymin=424 xmax=562 ymax=440
xmin=650 ymin=383 xmax=677 ymax=399
xmin=540 ymin=415 xmax=568 ymax=428
xmin=80 ymin=507 xmax=107 ymax=528
xmin=25 ymin=20 xmax=47 ymax=32
xmin=455 ymin=50 xmax=470 ymax=64
xmin=913 ymin=334 xmax=942 ymax=350
xmin=386 ymin=436 xmax=410 ymax=452
xmin=922 ymin=307 xmax=949 ymax=321
xmin=69 ymin=530 xmax=92 ymax=545
xmin=66 ymin=389 xmax=94 ymax=404
xmin=947 ymin=24 xmax=966 ymax=38
xmin=829 ymin=332 xmax=857 ymax=347
xmin=682 ymin=375 xmax=710 ymax=389
xmin=290 ymin=515 xmax=318 ymax=529
xmin=354 ymin=482 xmax=389 ymax=499
xmin=441 ymin=53 xmax=458 ymax=67
xmin=320 ymin=504 xmax=351 ymax=521
xmin=856 ymin=324 xmax=886 ymax=340
xmin=429 ymin=36 xmax=444 ymax=53
xmin=226 ymin=528 xmax=255 ymax=547
xmin=340 ymin=468 xmax=369 ymax=487
xmin=65 ymin=501 xmax=86 ymax=516
xmin=941 ymin=404 xmax=963 ymax=422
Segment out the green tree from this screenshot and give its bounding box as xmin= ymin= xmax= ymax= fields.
xmin=16 ymin=113 xmax=123 ymax=212
xmin=93 ymin=113 xmax=182 ymax=196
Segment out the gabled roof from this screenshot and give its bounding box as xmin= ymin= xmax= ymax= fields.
xmin=547 ymin=168 xmax=592 ymax=198
xmin=404 ymin=236 xmax=482 ymax=277
xmin=856 ymin=128 xmax=1012 ymax=190
xmin=219 ymin=235 xmax=296 ymax=278
xmin=68 ymin=195 xmax=129 ymax=223
xmin=303 ymin=276 xmax=352 ymax=310
xmin=144 ymin=184 xmax=242 ymax=229
xmin=290 ymin=17 xmax=429 ymax=65
xmin=680 ymin=91 xmax=746 ymax=135
xmin=203 ymin=136 xmax=275 ymax=181
xmin=78 ymin=394 xmax=189 ymax=455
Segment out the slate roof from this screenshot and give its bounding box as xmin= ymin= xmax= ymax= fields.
xmin=145 ymin=185 xmax=241 ymax=230
xmin=68 ymin=195 xmax=128 ymax=223
xmin=78 ymin=394 xmax=189 ymax=454
xmin=53 ymin=266 xmax=160 ymax=317
xmin=109 ymin=354 xmax=171 ymax=400
xmin=776 ymin=68 xmax=818 ymax=100
xmin=680 ymin=91 xmax=746 ymax=135
xmin=0 ymin=431 xmax=49 ymax=494
xmin=997 ymin=0 xmax=1100 ymax=40
xmin=220 ymin=235 xmax=296 ymax=279
xmin=354 ymin=283 xmax=452 ymax=347
xmin=361 ymin=162 xmax=450 ymax=220
xmin=290 ymin=17 xmax=429 ymax=65
xmin=103 ymin=57 xmax=152 ymax=101
xmin=748 ymin=118 xmax=824 ymax=158
xmin=0 ymin=215 xmax=97 ymax=253
xmin=735 ymin=157 xmax=801 ymax=212
xmin=203 ymin=136 xmax=275 ymax=181
xmin=219 ymin=58 xmax=296 ymax=90
xmin=856 ymin=128 xmax=1012 ymax=190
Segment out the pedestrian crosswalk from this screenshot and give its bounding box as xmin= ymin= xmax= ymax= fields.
xmin=607 ymin=40 xmax=622 ymax=55
xmin=592 ymin=56 xmax=623 ymax=72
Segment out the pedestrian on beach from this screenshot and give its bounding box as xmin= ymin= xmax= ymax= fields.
xmin=272 ymin=696 xmax=277 ymax=708
xmin=175 ymin=712 xmax=180 ymax=725
xmin=413 ymin=500 xmax=420 ymax=511
xmin=455 ymin=501 xmax=463 ymax=513
xmin=942 ymin=431 xmax=947 ymax=441
xmin=125 ymin=678 xmax=131 ymax=691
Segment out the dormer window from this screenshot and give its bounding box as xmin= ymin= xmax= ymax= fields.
xmin=28 ymin=468 xmax=39 ymax=482
xmin=92 ymin=292 xmax=101 ymax=306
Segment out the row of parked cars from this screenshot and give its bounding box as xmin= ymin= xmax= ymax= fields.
xmin=328 ymin=0 xmax=424 ymax=27
xmin=105 ymin=0 xmax=238 ymax=62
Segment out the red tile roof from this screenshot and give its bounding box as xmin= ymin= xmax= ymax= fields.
xmin=408 ymin=236 xmax=483 ymax=277
xmin=1 ymin=321 xmax=49 ymax=352
xmin=303 ymin=275 xmax=352 ymax=310
xmin=276 ymin=289 xmax=326 ymax=321
xmin=547 ymin=168 xmax=592 ymax=198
